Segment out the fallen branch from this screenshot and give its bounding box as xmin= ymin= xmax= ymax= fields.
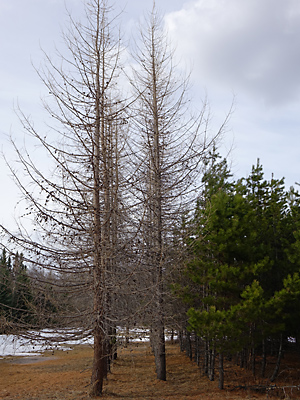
xmin=230 ymin=383 xmax=300 ymax=395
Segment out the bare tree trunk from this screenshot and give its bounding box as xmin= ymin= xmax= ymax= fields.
xmin=152 ymin=317 xmax=166 ymax=380
xmin=208 ymin=346 xmax=215 ymax=381
xmin=91 ymin=315 xmax=105 ymax=395
xmin=261 ymin=338 xmax=266 ymax=378
xmin=170 ymin=329 xmax=174 ymax=344
xmin=251 ymin=345 xmax=256 ymax=377
xmin=91 ymin=12 xmax=107 ymax=389
xmin=186 ymin=330 xmax=192 ymax=360
xmin=218 ymin=352 xmax=224 ymax=389
xmin=151 ymin=267 xmax=166 ymax=380
xmin=204 ymin=340 xmax=209 ymax=375
xmin=179 ymin=330 xmax=184 ymax=352
xmin=125 ymin=325 xmax=130 ymax=348
xmin=270 ymin=334 xmax=283 ymax=382
xmin=194 ymin=334 xmax=200 ymax=366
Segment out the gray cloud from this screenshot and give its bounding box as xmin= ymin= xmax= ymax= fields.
xmin=165 ymin=0 xmax=300 ymax=106
xmin=0 ymin=0 xmax=299 ymax=215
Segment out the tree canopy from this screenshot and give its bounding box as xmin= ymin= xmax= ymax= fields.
xmin=178 ymin=151 xmax=300 ymax=386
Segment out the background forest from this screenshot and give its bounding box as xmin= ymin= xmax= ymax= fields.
xmin=172 ymin=150 xmax=300 ymax=388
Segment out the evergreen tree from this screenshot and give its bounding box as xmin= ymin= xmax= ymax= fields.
xmin=184 ymin=158 xmax=300 ymax=384
xmin=10 ymin=252 xmax=33 ymax=325
xmin=0 ymin=249 xmax=12 ymax=324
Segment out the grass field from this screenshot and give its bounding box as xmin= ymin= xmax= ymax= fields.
xmin=0 ymin=342 xmax=299 ymax=399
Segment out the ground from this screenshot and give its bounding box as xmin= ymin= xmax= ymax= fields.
xmin=0 ymin=342 xmax=300 ymax=399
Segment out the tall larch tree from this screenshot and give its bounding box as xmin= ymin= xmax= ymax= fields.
xmin=128 ymin=6 xmax=227 ymax=380
xmin=1 ymin=0 xmax=128 ymax=395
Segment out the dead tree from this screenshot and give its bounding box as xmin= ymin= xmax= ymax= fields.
xmin=127 ymin=5 xmax=228 ymax=381
xmin=0 ymin=0 xmax=129 ymax=396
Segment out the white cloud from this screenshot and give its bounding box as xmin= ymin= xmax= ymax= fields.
xmin=165 ymin=0 xmax=300 ymax=107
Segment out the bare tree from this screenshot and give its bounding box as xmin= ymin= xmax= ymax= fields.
xmin=128 ymin=6 xmax=228 ymax=380
xmin=0 ymin=0 xmax=129 ymax=395
xmin=0 ymin=0 xmax=231 ymax=392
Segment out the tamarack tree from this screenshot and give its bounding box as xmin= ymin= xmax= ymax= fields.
xmin=128 ymin=6 xmax=227 ymax=380
xmin=1 ymin=0 xmax=129 ymax=395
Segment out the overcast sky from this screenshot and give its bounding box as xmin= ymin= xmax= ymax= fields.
xmin=1 ymin=0 xmax=300 ymax=227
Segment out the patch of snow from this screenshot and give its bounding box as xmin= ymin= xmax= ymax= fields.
xmin=0 ymin=327 xmax=176 ymax=358
xmin=0 ymin=335 xmax=47 ymax=357
xmin=0 ymin=330 xmax=93 ymax=358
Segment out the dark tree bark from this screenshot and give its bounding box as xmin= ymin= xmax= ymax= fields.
xmin=208 ymin=345 xmax=215 ymax=381
xmin=91 ymin=325 xmax=106 ymax=396
xmin=186 ymin=330 xmax=192 ymax=360
xmin=270 ymin=334 xmax=284 ymax=382
xmin=218 ymin=352 xmax=224 ymax=390
xmin=204 ymin=340 xmax=209 ymax=375
xmin=251 ymin=346 xmax=256 ymax=377
xmin=261 ymin=338 xmax=267 ymax=378
xmin=194 ymin=334 xmax=200 ymax=366
xmin=179 ymin=330 xmax=184 ymax=352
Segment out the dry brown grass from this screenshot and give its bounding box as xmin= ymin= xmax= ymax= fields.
xmin=0 ymin=342 xmax=300 ymax=399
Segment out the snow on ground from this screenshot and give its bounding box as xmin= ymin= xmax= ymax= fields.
xmin=0 ymin=330 xmax=93 ymax=358
xmin=0 ymin=327 xmax=177 ymax=358
xmin=0 ymin=327 xmax=151 ymax=358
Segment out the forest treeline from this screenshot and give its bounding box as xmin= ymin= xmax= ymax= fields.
xmin=0 ymin=250 xmax=32 ymax=327
xmin=0 ymin=250 xmax=60 ymax=330
xmin=172 ymin=150 xmax=300 ymax=389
